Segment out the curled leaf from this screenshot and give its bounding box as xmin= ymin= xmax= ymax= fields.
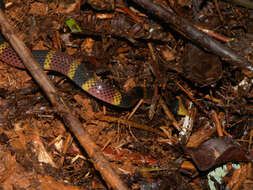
xmin=186 ymin=136 xmax=253 ymax=171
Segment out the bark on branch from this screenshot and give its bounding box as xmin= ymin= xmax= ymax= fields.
xmin=131 ymin=0 xmax=253 ymax=71
xmin=0 ymin=8 xmax=128 ymax=190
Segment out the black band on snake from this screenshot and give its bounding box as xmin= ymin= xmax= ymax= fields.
xmin=0 ymin=34 xmax=141 ymax=108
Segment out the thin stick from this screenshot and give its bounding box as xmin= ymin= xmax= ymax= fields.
xmin=177 ymin=82 xmax=208 ymax=114
xmin=213 ymin=0 xmax=224 ymax=22
xmin=98 ymin=115 xmax=168 ymax=138
xmin=213 ymin=110 xmax=223 ymax=136
xmin=0 ymin=9 xmax=128 ymax=190
xmin=127 ymin=99 xmax=143 ymax=120
xmin=159 ymin=98 xmax=181 ymax=131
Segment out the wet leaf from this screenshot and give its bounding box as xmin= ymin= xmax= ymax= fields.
xmin=186 ymin=136 xmax=253 ymax=171
xmin=182 ymin=43 xmax=223 ymax=87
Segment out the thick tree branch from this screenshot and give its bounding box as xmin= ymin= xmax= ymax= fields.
xmin=131 ymin=0 xmax=253 ymax=71
xmin=0 ymin=8 xmax=128 ymax=190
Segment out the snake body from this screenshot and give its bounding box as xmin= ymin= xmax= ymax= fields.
xmin=0 ymin=35 xmax=137 ymax=108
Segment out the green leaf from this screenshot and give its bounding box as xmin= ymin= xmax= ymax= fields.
xmin=66 ymin=19 xmax=82 ymax=33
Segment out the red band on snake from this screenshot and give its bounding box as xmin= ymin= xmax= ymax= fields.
xmin=0 ymin=35 xmax=139 ymax=108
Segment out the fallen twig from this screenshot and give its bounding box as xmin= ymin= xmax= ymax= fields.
xmin=131 ymin=0 xmax=253 ymax=71
xmin=0 ymin=8 xmax=128 ymax=190
xmin=97 ymin=115 xmax=168 ymax=138
xmin=159 ymin=98 xmax=181 ymax=131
